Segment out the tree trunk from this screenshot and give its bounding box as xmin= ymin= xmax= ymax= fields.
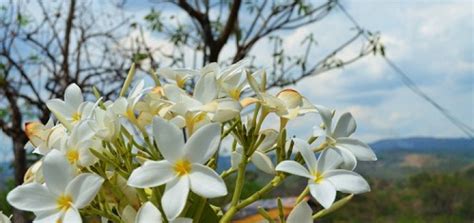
xmin=12 ymin=135 xmax=28 ymax=223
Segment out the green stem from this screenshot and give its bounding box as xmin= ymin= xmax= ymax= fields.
xmin=295 ymin=187 xmax=309 ymax=204
xmin=193 ymin=197 xmax=207 ymax=222
xmin=220 ymin=168 xmax=237 ymax=178
xmin=220 ymin=174 xmax=286 ymax=223
xmin=230 ymin=155 xmax=248 ymax=207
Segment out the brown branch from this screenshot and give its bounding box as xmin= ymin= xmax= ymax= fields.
xmin=61 ymin=0 xmax=76 ymax=84
xmin=215 ymin=0 xmax=242 ymax=48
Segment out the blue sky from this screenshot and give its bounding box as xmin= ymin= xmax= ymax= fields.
xmin=119 ymin=0 xmax=473 ymax=143
xmin=0 ymin=0 xmax=473 ymax=162
xmin=120 ymin=0 xmax=473 ymax=142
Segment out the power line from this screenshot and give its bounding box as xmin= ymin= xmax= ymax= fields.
xmin=335 ymin=2 xmax=474 ymax=139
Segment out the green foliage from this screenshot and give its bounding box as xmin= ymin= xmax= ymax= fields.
xmin=132 ymin=52 xmax=149 ymax=63
xmin=320 ymin=168 xmax=474 ymax=222
xmin=0 ymin=178 xmax=14 ymax=216
xmin=144 ymin=8 xmax=163 ymax=32
xmin=16 ymin=13 xmax=30 ymax=27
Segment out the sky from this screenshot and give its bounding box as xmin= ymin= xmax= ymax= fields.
xmin=270 ymin=0 xmax=474 ymax=142
xmin=121 ymin=0 xmax=474 ymax=142
xmin=0 ymin=0 xmax=473 ymax=162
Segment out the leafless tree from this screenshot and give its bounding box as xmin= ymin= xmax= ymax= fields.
xmin=0 ymin=0 xmax=136 ymax=221
xmin=140 ymin=0 xmax=383 ymax=90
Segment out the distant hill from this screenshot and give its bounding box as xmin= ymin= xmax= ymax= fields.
xmin=357 ymin=137 xmax=474 ymax=179
xmin=217 ymin=137 xmax=474 ymax=176
xmin=370 ymin=137 xmax=474 ymax=152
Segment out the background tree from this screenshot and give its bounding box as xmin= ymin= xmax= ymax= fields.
xmin=0 ymin=0 xmax=384 ymax=221
xmin=140 ymin=0 xmax=383 ymax=89
xmin=0 ymin=0 xmax=136 ymax=221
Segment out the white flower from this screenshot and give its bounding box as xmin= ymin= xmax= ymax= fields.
xmin=127 ymin=117 xmax=227 ymax=220
xmin=313 ymin=106 xmax=377 ymax=170
xmin=215 ymin=59 xmax=250 ymax=100
xmin=46 ymin=83 xmax=95 ymax=128
xmin=163 ymin=72 xmax=241 ymax=131
xmin=59 ymin=121 xmax=98 ymax=167
xmin=108 ymin=80 xmax=149 ymax=122
xmin=24 ymin=118 xmax=65 ymax=155
xmin=276 ymin=89 xmax=317 ymax=120
xmin=0 ymin=211 xmax=10 ymax=223
xmin=286 ymin=201 xmax=313 ymax=223
xmin=134 ymin=86 xmax=175 ymax=128
xmin=157 ymin=67 xmax=198 ymax=88
xmin=7 ymin=150 xmax=104 ymax=223
xmin=23 ymin=159 xmax=44 ymax=184
xmin=246 ymin=72 xmax=316 ymax=119
xmin=90 ymin=108 xmax=120 ymax=141
xmin=132 ymin=202 xmax=192 ymax=223
xmin=231 ymin=129 xmax=279 ymax=174
xmin=275 ymin=139 xmax=370 ymax=209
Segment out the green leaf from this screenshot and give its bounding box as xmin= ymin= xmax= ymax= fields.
xmin=16 ymin=13 xmax=30 ymax=27
xmin=132 ymin=53 xmax=148 ymax=63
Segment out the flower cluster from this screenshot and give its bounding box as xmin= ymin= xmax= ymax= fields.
xmin=7 ymin=60 xmax=376 ymax=223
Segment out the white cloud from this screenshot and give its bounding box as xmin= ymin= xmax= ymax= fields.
xmin=119 ymin=1 xmax=473 ymax=142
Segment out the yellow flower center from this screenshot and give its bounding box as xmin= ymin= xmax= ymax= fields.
xmin=229 ymin=88 xmax=241 ymax=100
xmin=66 ymin=149 xmax=79 ymax=164
xmin=185 ymin=112 xmax=207 ymax=134
xmin=126 ymin=108 xmax=139 ymax=124
xmin=314 ymin=172 xmax=324 ymax=184
xmin=176 ymin=77 xmax=186 ymax=88
xmin=56 ymin=194 xmax=73 ymax=211
xmin=71 ymin=112 xmax=82 ymax=123
xmin=174 ymin=159 xmax=191 ymax=176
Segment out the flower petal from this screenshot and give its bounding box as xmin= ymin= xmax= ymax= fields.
xmin=163 ymin=84 xmax=185 ymax=102
xmin=0 ymin=211 xmax=10 ymax=223
xmin=211 ymin=99 xmax=241 ymax=122
xmin=62 ymin=207 xmax=82 ymax=223
xmin=33 ymin=210 xmax=62 ymax=223
xmin=299 ymin=97 xmax=317 ymax=114
xmin=291 ymin=138 xmax=317 ymax=172
xmin=46 ymin=99 xmax=74 ymax=122
xmin=136 ymin=202 xmax=162 ymax=223
xmin=172 ymin=218 xmax=193 ymax=223
xmin=153 ymin=117 xmax=185 ymax=162
xmin=184 ymin=123 xmax=220 ymax=164
xmin=127 ymin=160 xmax=175 ymax=188
xmin=110 ymin=97 xmax=128 ymax=115
xmin=316 ymin=149 xmax=343 ymax=173
xmin=194 ymin=73 xmax=217 ymax=104
xmin=256 ymin=129 xmax=279 ymax=152
xmin=314 ymin=105 xmax=333 ymax=135
xmin=43 ymin=150 xmax=75 ymax=195
xmin=189 ymin=164 xmax=227 ymax=198
xmin=70 ymin=121 xmax=95 ymax=146
xmin=162 ymin=177 xmax=190 ymax=220
xmin=251 ymin=151 xmax=275 ymax=174
xmin=309 ymin=180 xmax=336 ymax=209
xmin=230 ymin=151 xmax=242 ymax=170
xmin=275 ymin=161 xmax=312 ymax=179
xmin=66 ymin=173 xmax=104 ymax=208
xmin=64 ymin=84 xmax=83 ymax=109
xmin=333 ymin=113 xmax=356 ymax=138
xmin=286 ymin=201 xmax=313 ymax=223
xmin=324 ymin=170 xmax=370 ymax=194
xmin=330 ymin=147 xmax=357 ymax=170
xmin=336 ymin=138 xmax=377 ymax=161
xmin=122 ymin=205 xmax=137 ymax=223
xmin=7 ymin=183 xmax=56 ymax=212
